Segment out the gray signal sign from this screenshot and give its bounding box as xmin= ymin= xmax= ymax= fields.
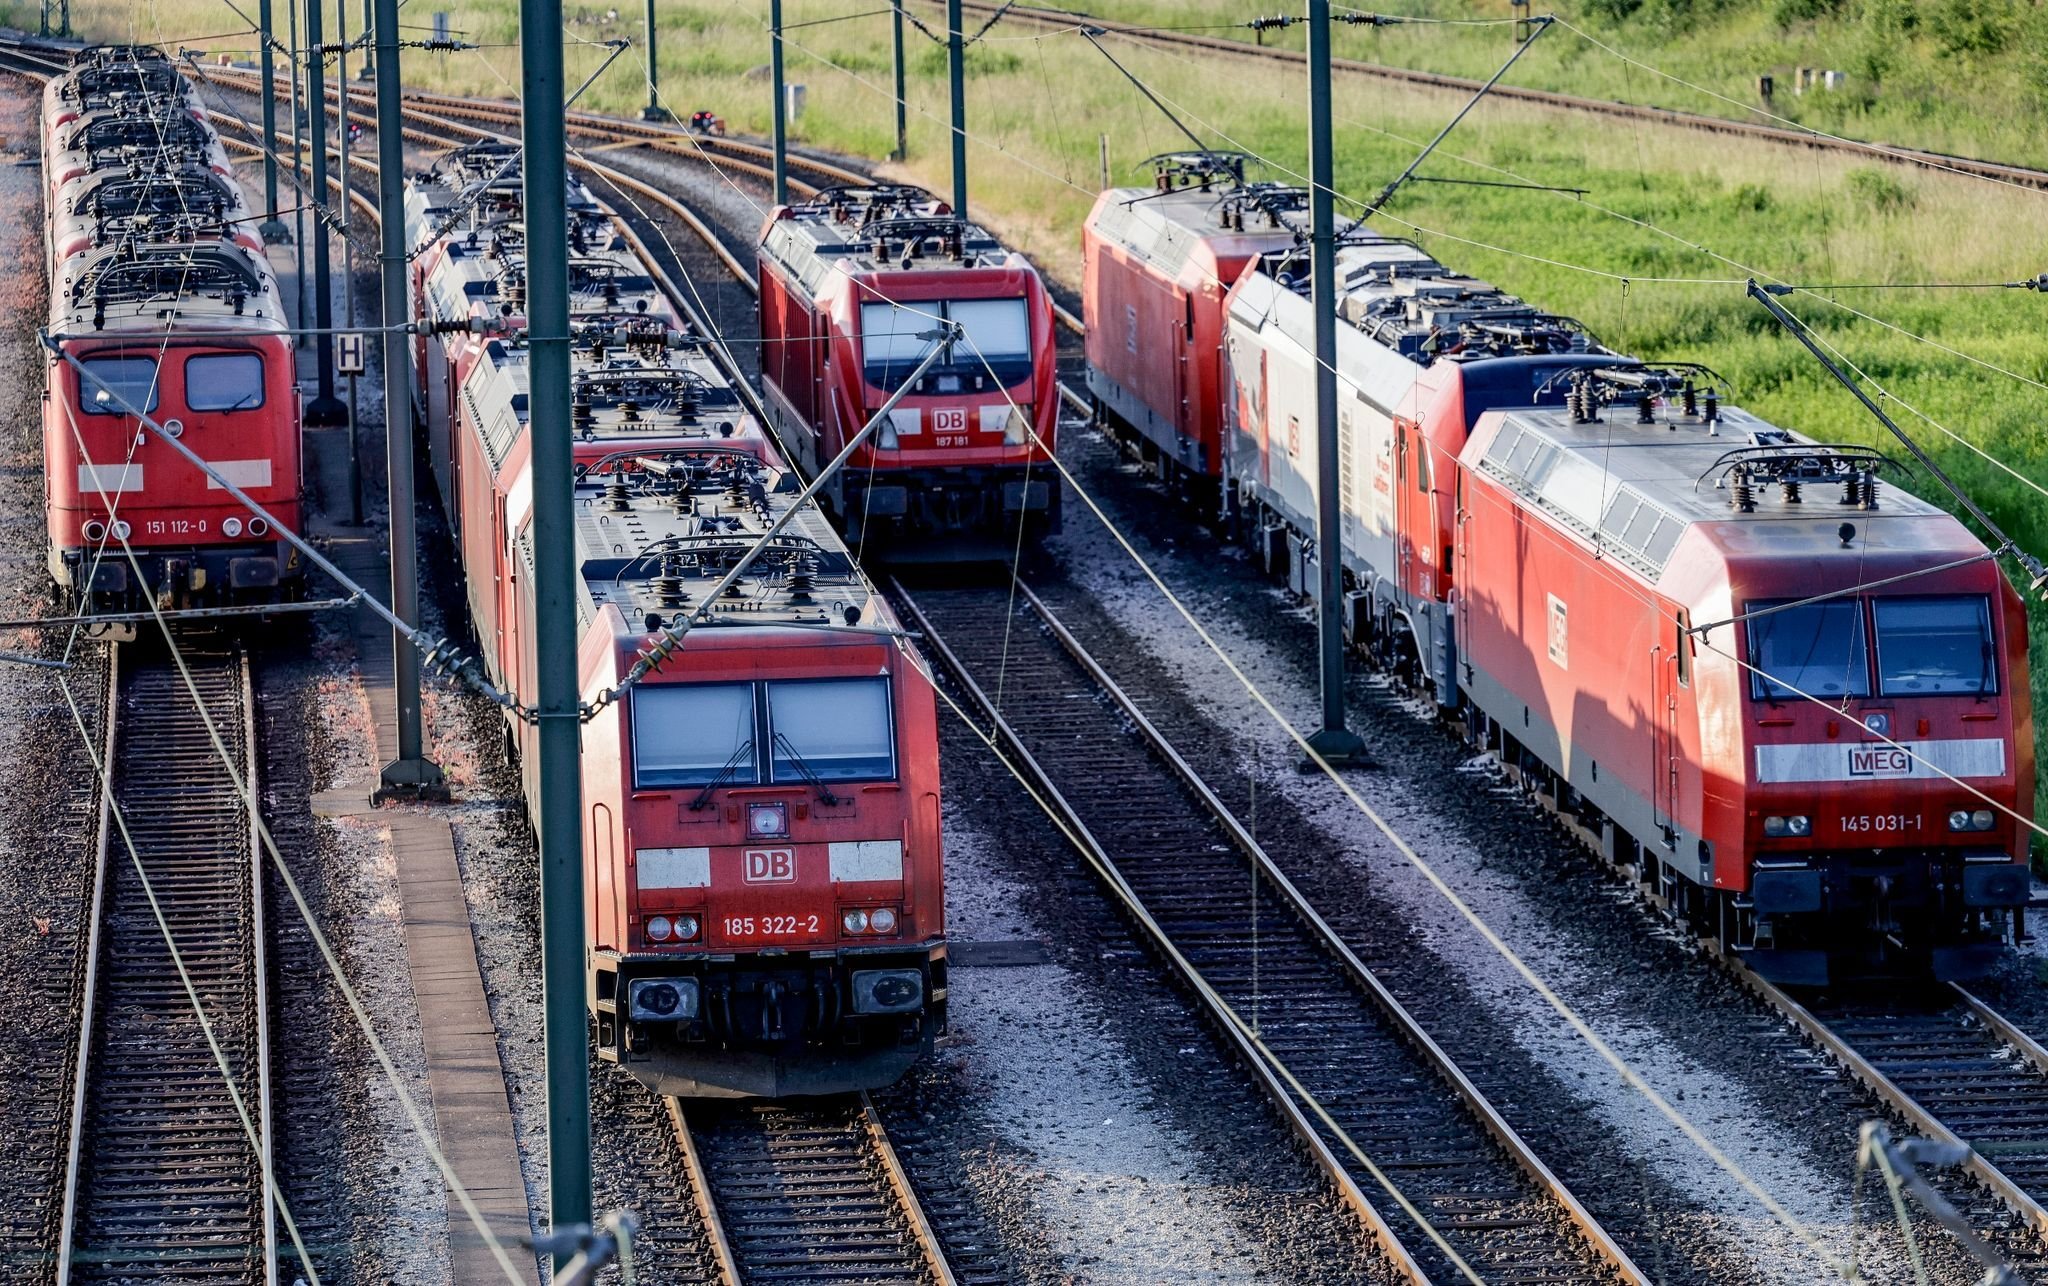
xmin=335 ymin=331 xmax=367 ymax=377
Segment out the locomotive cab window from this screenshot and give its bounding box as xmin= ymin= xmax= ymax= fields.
xmin=860 ymin=302 xmax=941 ymax=388
xmin=1874 ymin=596 xmax=1997 ymax=696
xmin=185 ymin=353 xmax=266 ymax=412
xmin=766 ymin=677 xmax=895 ymax=783
xmin=80 ymin=356 xmax=159 ymax=414
xmin=1746 ymin=600 xmax=1871 ymax=701
xmin=860 ymin=299 xmax=1033 ymax=390
xmin=631 ymin=683 xmax=758 ymax=788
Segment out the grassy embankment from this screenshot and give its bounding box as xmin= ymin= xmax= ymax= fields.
xmin=43 ymin=0 xmax=2048 ymax=835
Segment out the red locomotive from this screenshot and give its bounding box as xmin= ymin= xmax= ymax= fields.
xmin=409 ymin=159 xmax=947 ymax=1096
xmin=757 ymin=183 xmax=1058 ymax=553
xmin=41 ymin=45 xmax=303 ymax=608
xmin=1211 ymin=230 xmax=2033 ymax=981
xmin=1082 ymin=152 xmax=1315 ymax=500
xmin=1454 ymin=373 xmax=2033 ymax=982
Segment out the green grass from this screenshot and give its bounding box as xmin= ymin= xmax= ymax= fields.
xmin=39 ymin=0 xmax=2048 ymax=837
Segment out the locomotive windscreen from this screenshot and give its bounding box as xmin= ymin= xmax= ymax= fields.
xmin=79 ymin=355 xmax=161 ymax=413
xmin=1874 ymin=596 xmax=1997 ymax=696
xmin=860 ymin=298 xmax=1032 ymax=389
xmin=632 ymin=682 xmax=757 ymax=787
xmin=185 ymin=353 xmax=265 ymax=411
xmin=766 ymin=677 xmax=895 ymax=782
xmin=1747 ymin=600 xmax=1872 ymax=701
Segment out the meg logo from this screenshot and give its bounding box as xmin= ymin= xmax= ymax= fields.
xmin=1848 ymin=746 xmax=1913 ymax=778
xmin=743 ymin=848 xmax=796 ymax=883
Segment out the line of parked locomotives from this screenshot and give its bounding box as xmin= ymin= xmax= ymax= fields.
xmin=37 ymin=43 xmax=2036 ymax=1101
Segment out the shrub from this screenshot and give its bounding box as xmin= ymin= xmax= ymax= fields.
xmin=1845 ymin=166 xmax=1913 ymax=211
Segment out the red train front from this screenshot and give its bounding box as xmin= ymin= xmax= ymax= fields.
xmin=577 ymin=521 xmax=947 ymax=1097
xmin=41 ymin=46 xmax=302 ymax=607
xmin=1452 ymin=373 xmax=2033 ymax=983
xmin=757 ymin=183 xmax=1059 ymax=555
xmin=410 ymin=151 xmax=946 ymax=1096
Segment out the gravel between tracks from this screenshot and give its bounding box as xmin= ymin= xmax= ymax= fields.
xmin=0 ymin=76 xmax=112 ymax=1282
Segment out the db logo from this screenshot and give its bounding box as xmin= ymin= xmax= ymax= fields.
xmin=932 ymin=408 xmax=967 ymax=433
xmin=1849 ymin=747 xmax=1913 ymax=778
xmin=743 ymin=848 xmax=796 ymax=883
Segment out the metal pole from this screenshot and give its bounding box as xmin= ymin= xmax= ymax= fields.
xmin=374 ymin=0 xmax=446 ymax=797
xmin=289 ymin=0 xmax=308 ymax=334
xmin=640 ymin=0 xmax=666 ymax=121
xmin=305 ymin=0 xmax=346 ymax=424
xmin=357 ymin=0 xmax=374 ymax=79
xmin=257 ymin=0 xmax=285 ymax=235
xmin=337 ymin=0 xmax=363 ymax=524
xmin=520 ymin=0 xmax=594 ymax=1251
xmin=946 ymin=0 xmax=966 ymax=219
xmin=889 ymin=0 xmax=907 ymax=162
xmin=1305 ymin=0 xmax=1365 ymax=766
xmin=770 ymin=0 xmax=788 ymax=204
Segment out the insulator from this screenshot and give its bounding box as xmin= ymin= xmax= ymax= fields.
xmin=1703 ymin=391 xmax=1719 ymax=423
xmin=1840 ymin=476 xmax=1862 ymax=506
xmin=619 ymin=399 xmax=641 ymax=423
xmin=604 ymin=473 xmax=632 ymax=512
xmin=1732 ymin=478 xmax=1755 ymax=513
xmin=1863 ymin=476 xmax=1881 ymax=510
xmin=1781 ymin=481 xmax=1802 ymax=504
xmin=1682 ymin=382 xmax=1698 ymax=417
xmin=1637 ymin=392 xmax=1655 ymax=425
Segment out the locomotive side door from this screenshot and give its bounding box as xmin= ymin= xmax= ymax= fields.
xmin=1394 ymin=418 xmax=1434 ymax=601
xmin=1651 ymin=627 xmax=1682 ymax=846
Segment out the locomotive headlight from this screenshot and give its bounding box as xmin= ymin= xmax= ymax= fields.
xmin=646 ymin=915 xmax=674 ymax=942
xmin=842 ymin=908 xmax=870 ymax=935
xmin=1950 ymin=809 xmax=1999 ymax=832
xmin=112 ymin=520 xmax=130 ymax=541
xmin=868 ymin=906 xmax=898 ymax=935
xmin=877 ymin=420 xmax=899 ymax=450
xmin=673 ymin=913 xmax=701 ymax=940
xmin=1763 ymin=815 xmax=1810 ymax=838
xmin=1002 ymin=402 xmax=1033 ymax=446
xmin=221 ymin=517 xmax=243 ymax=538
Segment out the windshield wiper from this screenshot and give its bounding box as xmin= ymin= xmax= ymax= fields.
xmin=687 ymin=739 xmax=754 ymax=811
xmin=772 ymin=733 xmax=843 ymax=807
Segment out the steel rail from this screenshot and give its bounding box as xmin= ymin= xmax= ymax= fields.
xmin=667 ymin=1093 xmax=960 ymax=1285
xmin=1494 ymin=744 xmax=2048 ymax=1252
xmin=896 ymin=579 xmax=1648 ymax=1285
xmin=892 ymin=581 xmax=1427 ymax=1283
xmin=940 ymin=0 xmax=2048 ymax=193
xmin=1014 ymin=580 xmax=1638 ymax=1274
xmin=51 ymin=652 xmax=119 ymax=1286
xmin=1722 ymin=961 xmax=2048 ymax=1237
xmin=54 ymin=648 xmax=280 ymax=1284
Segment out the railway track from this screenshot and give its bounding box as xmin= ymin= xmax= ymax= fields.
xmin=945 ymin=0 xmax=2048 ymax=192
xmin=896 ymin=579 xmax=1644 ymax=1285
xmin=669 ymin=1093 xmax=966 ymax=1286
xmin=48 ymin=40 xmax=2048 ymax=1277
xmin=1733 ymin=967 xmax=2048 ymax=1248
xmin=56 ymin=645 xmax=279 ymax=1284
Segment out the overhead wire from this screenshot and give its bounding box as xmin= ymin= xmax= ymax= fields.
xmin=51 ymin=670 xmax=322 ymax=1281
xmin=705 ymin=16 xmax=2048 ymax=1270
xmin=521 ymin=18 xmax=1507 ymax=1266
xmin=49 ymin=387 xmax=533 ymax=1285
